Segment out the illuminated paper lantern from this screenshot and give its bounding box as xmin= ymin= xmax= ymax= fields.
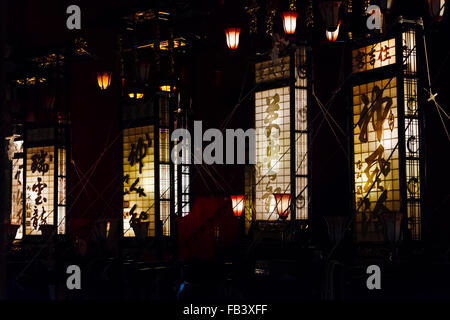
xmin=97 ymin=72 xmax=111 ymax=90
xmin=326 ymin=21 xmax=341 ymax=41
xmin=251 ymin=46 xmax=310 ymax=224
xmin=225 ymin=27 xmax=241 ymax=49
xmin=428 ymin=0 xmax=446 ymax=22
xmin=351 ymin=28 xmax=424 ymax=241
xmin=319 ymin=0 xmax=342 ymax=31
xmin=273 ymin=193 xmax=292 ymax=220
xmin=282 ymin=11 xmax=298 ymax=35
xmin=230 ymin=195 xmax=245 ymax=217
xmin=122 ymin=94 xmax=190 ymax=238
xmin=23 ymin=126 xmax=68 ymax=237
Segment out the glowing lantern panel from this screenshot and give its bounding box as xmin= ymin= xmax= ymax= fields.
xmin=122 ymin=97 xmax=175 ymax=238
xmin=352 ymin=29 xmax=423 ymax=241
xmin=353 ymin=78 xmax=400 ymax=241
xmin=25 ymin=147 xmax=55 ymax=235
xmin=352 ymin=39 xmax=396 ymax=73
xmin=254 ymin=47 xmax=309 ymax=222
xmin=123 ymin=126 xmax=155 ymax=237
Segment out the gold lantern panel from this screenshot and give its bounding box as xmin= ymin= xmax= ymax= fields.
xmin=353 ymin=78 xmax=400 ymax=241
xmin=123 ymin=126 xmax=155 ymax=237
xmin=253 ymin=47 xmax=309 ymax=222
xmin=352 ymin=39 xmax=396 ymax=73
xmin=25 ymin=147 xmax=56 ymax=235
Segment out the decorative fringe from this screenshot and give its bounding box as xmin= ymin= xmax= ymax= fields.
xmin=266 ymin=7 xmax=276 ymax=37
xmin=344 ymin=0 xmax=353 ymax=13
xmin=306 ymin=0 xmax=314 ymax=28
xmin=245 ymin=0 xmax=259 ymax=35
xmin=289 ymin=0 xmax=296 ymax=11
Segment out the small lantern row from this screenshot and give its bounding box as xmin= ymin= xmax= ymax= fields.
xmin=230 ymin=194 xmax=292 ymax=220
xmin=225 ymin=10 xmax=297 ymax=50
xmin=224 ymin=0 xmax=447 ymax=48
xmin=96 ymin=71 xmax=175 ymax=97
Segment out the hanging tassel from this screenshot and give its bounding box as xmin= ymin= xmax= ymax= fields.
xmin=306 ymin=0 xmax=314 ymax=28
xmin=345 ymin=0 xmax=353 ymax=13
xmin=289 ymin=0 xmax=296 ymax=11
xmin=245 ymin=0 xmax=259 ymax=35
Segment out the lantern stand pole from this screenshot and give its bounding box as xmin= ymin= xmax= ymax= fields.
xmin=0 ymin=0 xmax=7 ymax=300
xmin=417 ymin=22 xmax=430 ymax=242
xmin=169 ymin=90 xmax=178 ymax=262
xmin=307 ymin=26 xmax=314 ymax=236
xmin=289 ymin=38 xmax=297 ymax=234
xmin=155 ymin=94 xmax=162 ymax=258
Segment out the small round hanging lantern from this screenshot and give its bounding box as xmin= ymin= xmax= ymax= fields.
xmin=428 ymin=0 xmax=446 ymax=22
xmin=326 ymin=21 xmax=341 ymax=42
xmin=225 ymin=27 xmax=241 ymax=49
xmin=97 ymin=72 xmax=112 ymax=90
xmin=230 ymin=195 xmax=245 ymax=217
xmin=273 ymin=193 xmax=292 ymax=220
xmin=319 ymin=0 xmax=342 ymax=31
xmin=282 ymin=11 xmax=298 ymax=35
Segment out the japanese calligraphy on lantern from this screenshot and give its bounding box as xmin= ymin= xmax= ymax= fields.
xmin=123 ymin=126 xmax=155 ymax=237
xmin=25 ymin=146 xmax=55 ymax=235
xmin=255 ymin=88 xmax=290 ymax=220
xmin=253 ymin=47 xmax=309 ymax=222
xmin=353 ymin=78 xmax=400 ymax=241
xmin=352 ymin=39 xmax=396 ymax=73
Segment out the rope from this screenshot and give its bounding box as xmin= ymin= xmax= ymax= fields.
xmin=312 ymin=90 xmax=348 ymax=160
xmin=425 ymin=88 xmax=450 ymax=141
xmin=423 ymin=33 xmax=450 ymax=141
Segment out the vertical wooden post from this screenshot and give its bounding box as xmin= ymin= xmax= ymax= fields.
xmin=290 ymin=45 xmax=297 ymax=228
xmin=0 ymin=0 xmax=8 ymax=300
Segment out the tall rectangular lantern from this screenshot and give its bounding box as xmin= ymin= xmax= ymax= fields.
xmin=351 ymin=26 xmax=425 ymax=241
xmin=249 ymin=46 xmax=310 ymax=226
xmin=122 ymin=93 xmax=189 ymax=238
xmin=23 ymin=126 xmax=68 ymax=236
